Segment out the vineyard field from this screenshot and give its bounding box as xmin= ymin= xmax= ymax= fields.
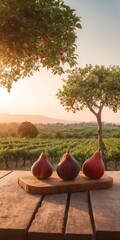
xmin=0 ymin=137 xmax=120 ymax=170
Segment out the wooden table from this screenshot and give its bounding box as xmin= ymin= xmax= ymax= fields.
xmin=0 ymin=170 xmax=120 ymax=240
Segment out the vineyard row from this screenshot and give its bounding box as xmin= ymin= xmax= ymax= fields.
xmin=0 ymin=137 xmax=120 ymax=170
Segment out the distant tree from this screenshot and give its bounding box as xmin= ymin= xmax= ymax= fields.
xmin=17 ymin=121 xmax=38 ymax=138
xmin=57 ymin=65 xmax=120 ymax=166
xmin=0 ymin=0 xmax=81 ymax=91
xmin=55 ymin=131 xmax=63 ymax=139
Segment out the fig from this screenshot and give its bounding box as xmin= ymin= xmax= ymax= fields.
xmin=31 ymin=150 xmax=53 ymax=179
xmin=59 ymin=49 xmax=64 ymax=56
xmin=82 ymin=150 xmax=105 ymax=179
xmin=56 ymin=150 xmax=80 ymax=180
xmin=42 ymin=36 xmax=48 ymax=43
xmin=61 ymin=54 xmax=65 ymax=61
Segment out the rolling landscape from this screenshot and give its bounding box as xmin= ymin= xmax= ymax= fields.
xmin=0 ymin=113 xmax=74 ymax=124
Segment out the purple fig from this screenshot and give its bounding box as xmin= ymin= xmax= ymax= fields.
xmin=56 ymin=151 xmax=80 ymax=180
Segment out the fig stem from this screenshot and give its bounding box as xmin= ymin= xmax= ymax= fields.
xmin=67 ymin=149 xmax=70 ymax=154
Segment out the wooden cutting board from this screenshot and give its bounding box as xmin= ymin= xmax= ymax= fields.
xmin=18 ymin=171 xmax=113 ymax=195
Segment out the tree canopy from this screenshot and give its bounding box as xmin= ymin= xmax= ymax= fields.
xmin=0 ymin=0 xmax=81 ymax=91
xmin=17 ymin=121 xmax=38 ymax=138
xmin=57 ymin=64 xmax=120 ymax=161
xmin=57 ymin=65 xmax=120 ymax=114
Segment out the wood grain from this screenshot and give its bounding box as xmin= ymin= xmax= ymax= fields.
xmin=65 ymin=192 xmax=93 ymax=240
xmin=0 ymin=170 xmax=119 ymax=240
xmin=0 ymin=170 xmax=12 ymax=179
xmin=28 ymin=193 xmax=68 ymax=240
xmin=0 ymin=171 xmax=41 ymax=240
xmin=18 ymin=171 xmax=113 ymax=195
xmin=90 ymin=171 xmax=120 ymax=240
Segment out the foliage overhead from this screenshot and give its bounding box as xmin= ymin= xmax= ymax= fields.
xmin=0 ymin=0 xmax=81 ymax=91
xmin=17 ymin=121 xmax=38 ymax=138
xmin=57 ymin=64 xmax=120 ymax=115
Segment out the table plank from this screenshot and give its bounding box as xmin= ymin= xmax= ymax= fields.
xmin=0 ymin=170 xmax=12 ymax=179
xmin=90 ymin=171 xmax=120 ymax=240
xmin=65 ymin=192 xmax=93 ymax=240
xmin=0 ymin=171 xmax=41 ymax=240
xmin=0 ymin=170 xmax=120 ymax=240
xmin=28 ymin=193 xmax=68 ymax=240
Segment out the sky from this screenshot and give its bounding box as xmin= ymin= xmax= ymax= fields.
xmin=0 ymin=0 xmax=120 ymax=123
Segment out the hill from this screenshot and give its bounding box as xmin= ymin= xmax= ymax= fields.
xmin=0 ymin=113 xmax=72 ymax=124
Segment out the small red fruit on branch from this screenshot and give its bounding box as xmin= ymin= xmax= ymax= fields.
xmin=59 ymin=50 xmax=67 ymax=62
xmin=60 ymin=55 xmax=65 ymax=61
xmin=59 ymin=49 xmax=64 ymax=56
xmin=42 ymin=37 xmax=48 ymax=43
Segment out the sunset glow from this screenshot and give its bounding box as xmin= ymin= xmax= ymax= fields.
xmin=0 ymin=0 xmax=120 ymax=123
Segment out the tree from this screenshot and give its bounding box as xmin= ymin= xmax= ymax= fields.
xmin=0 ymin=0 xmax=81 ymax=91
xmin=57 ymin=64 xmax=120 ymax=166
xmin=17 ymin=121 xmax=38 ymax=138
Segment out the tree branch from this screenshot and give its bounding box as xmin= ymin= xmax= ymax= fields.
xmin=98 ymin=101 xmax=104 ymax=115
xmin=87 ymin=104 xmax=97 ymax=117
xmin=93 ymin=102 xmax=99 ymax=108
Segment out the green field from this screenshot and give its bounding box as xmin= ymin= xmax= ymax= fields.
xmin=0 ymin=137 xmax=120 ymax=171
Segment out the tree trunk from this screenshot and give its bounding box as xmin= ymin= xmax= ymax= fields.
xmin=97 ymin=115 xmax=103 ymax=152
xmin=87 ymin=102 xmax=107 ymax=169
xmin=15 ymin=159 xmax=18 ymax=168
xmin=4 ymin=158 xmax=9 ymax=169
xmin=96 ymin=114 xmax=107 ymax=169
xmin=22 ymin=158 xmax=26 ymax=167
